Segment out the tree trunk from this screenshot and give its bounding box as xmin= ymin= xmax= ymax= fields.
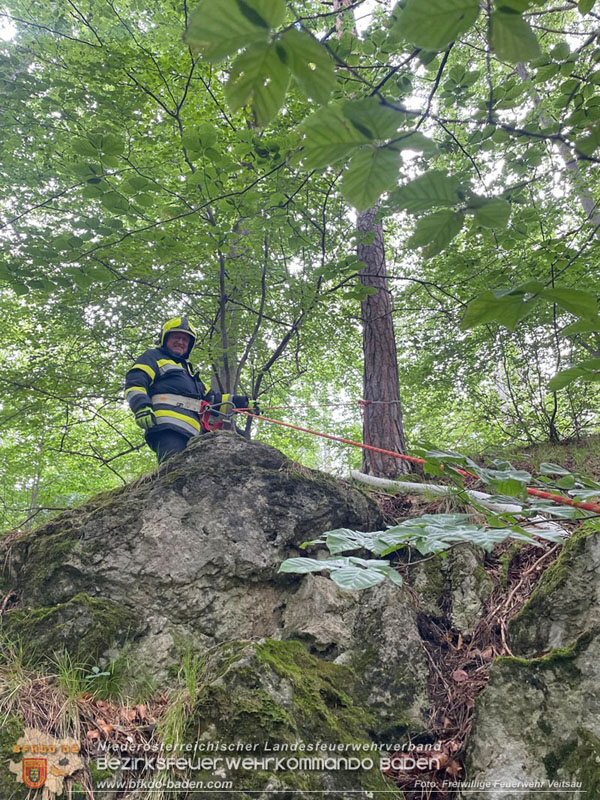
xmin=357 ymin=207 xmax=411 ymax=477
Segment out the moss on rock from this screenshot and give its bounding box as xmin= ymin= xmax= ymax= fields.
xmin=543 ymin=728 xmax=600 ymax=798
xmin=495 ymin=628 xmax=595 ymax=689
xmin=3 ymin=593 xmax=139 ymax=664
xmin=409 ymin=553 xmax=448 ymax=618
xmin=184 ymin=639 xmax=398 ymax=798
xmin=509 ymin=521 xmax=600 ymax=657
xmin=0 ymin=716 xmax=28 ymax=800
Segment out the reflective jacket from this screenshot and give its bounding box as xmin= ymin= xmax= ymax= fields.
xmin=124 ymin=346 xmax=235 ymax=439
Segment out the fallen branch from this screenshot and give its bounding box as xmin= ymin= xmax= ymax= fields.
xmin=350 ymin=470 xmax=522 ymax=513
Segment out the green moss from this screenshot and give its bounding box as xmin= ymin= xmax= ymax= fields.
xmin=508 ymin=522 xmax=599 ymax=655
xmin=10 ymin=530 xmax=80 ymax=598
xmin=182 ymin=640 xmax=394 ymax=795
xmin=3 ymin=593 xmax=138 ymax=664
xmin=248 ymin=639 xmax=374 ymax=742
xmin=473 ymin=563 xmax=492 ymax=598
xmin=89 ymin=760 xmax=116 ymax=784
xmin=410 ymin=554 xmax=448 ymax=616
xmin=543 ymin=737 xmax=578 ymax=781
xmin=537 ymin=717 xmax=553 ymax=736
xmin=0 ymin=715 xmax=28 ymax=800
xmin=565 ymin=729 xmax=600 ymax=798
xmin=496 ymin=628 xmax=595 ymax=682
xmin=543 ymin=728 xmax=600 ymax=797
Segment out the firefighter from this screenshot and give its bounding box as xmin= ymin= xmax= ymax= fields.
xmin=124 ymin=317 xmax=253 ymax=463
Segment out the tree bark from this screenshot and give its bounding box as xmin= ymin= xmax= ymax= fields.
xmin=357 ymin=207 xmax=412 ymax=477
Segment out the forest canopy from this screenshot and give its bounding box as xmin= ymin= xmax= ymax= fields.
xmin=0 ymin=0 xmax=599 ymax=528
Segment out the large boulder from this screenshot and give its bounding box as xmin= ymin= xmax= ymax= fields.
xmin=461 ymin=523 xmax=600 ymax=800
xmin=2 ymin=432 xmax=431 ymax=797
xmin=4 ymin=433 xmax=382 ymax=666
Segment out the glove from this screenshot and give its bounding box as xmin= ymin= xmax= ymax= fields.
xmin=253 ymin=401 xmax=261 ymax=416
xmin=135 ymin=406 xmax=156 ymax=430
xmin=233 ymin=395 xmax=249 ymax=410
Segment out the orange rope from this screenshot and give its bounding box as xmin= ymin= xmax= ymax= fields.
xmin=237 ymin=410 xmax=600 ymax=515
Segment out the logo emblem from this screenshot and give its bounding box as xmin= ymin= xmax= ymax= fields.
xmin=23 ymin=758 xmax=47 ymax=788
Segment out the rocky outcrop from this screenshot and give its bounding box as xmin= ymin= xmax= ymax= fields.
xmin=508 ymin=523 xmax=600 ymax=656
xmin=5 ymin=433 xmax=383 ymax=667
xmin=408 ymin=542 xmax=493 ymax=636
xmin=8 ymin=431 xmax=597 ymax=799
xmin=2 ymin=432 xmax=430 ymax=798
xmin=462 ymin=523 xmax=600 ymax=800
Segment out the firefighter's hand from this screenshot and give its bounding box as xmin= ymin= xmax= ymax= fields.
xmin=134 ymin=406 xmax=156 ymax=430
xmin=233 ymin=395 xmax=249 ymax=410
xmin=252 ymin=401 xmax=261 ymax=416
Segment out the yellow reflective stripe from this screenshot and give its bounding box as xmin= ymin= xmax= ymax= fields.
xmin=157 ymin=359 xmax=178 ymax=367
xmin=132 ymin=363 xmax=156 ymax=381
xmin=124 ymin=386 xmax=147 ymax=396
xmin=155 ymin=409 xmax=201 ymax=431
xmin=219 ymin=393 xmax=231 ymax=414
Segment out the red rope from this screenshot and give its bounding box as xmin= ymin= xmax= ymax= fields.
xmin=237 ymin=410 xmax=600 ymax=514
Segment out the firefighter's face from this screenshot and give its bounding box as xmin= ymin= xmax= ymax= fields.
xmin=166 ymin=331 xmax=191 ymax=355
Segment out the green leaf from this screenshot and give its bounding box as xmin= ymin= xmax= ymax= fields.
xmin=548 ymin=366 xmax=588 ymax=391
xmin=298 ymin=100 xmax=412 ymax=169
xmin=539 ymin=462 xmax=573 ymax=477
xmin=185 ymin=0 xmax=284 ymax=60
xmin=330 ymin=566 xmax=386 ymax=591
xmin=389 ymin=171 xmax=462 ymax=213
xmin=100 ymin=191 xmax=129 ymax=213
xmin=100 ymin=133 xmax=124 ymax=155
xmin=490 ymin=11 xmax=541 ymax=63
xmin=551 ymin=42 xmax=570 ymax=60
xmin=371 ymin=512 xmax=537 ymax=556
xmin=299 ymin=105 xmax=372 ymax=169
xmin=340 ymin=147 xmax=401 ymax=210
xmin=578 ymin=0 xmax=596 ymax=12
xmin=278 ymin=557 xmax=331 ymax=574
xmin=471 ymin=198 xmax=511 ymax=229
xmin=475 ymin=466 xmax=531 ymax=499
xmin=135 ymin=194 xmax=155 ymax=209
xmin=75 ymin=183 xmax=99 ymax=203
xmin=540 ymin=287 xmax=598 ymax=319
xmin=72 ymin=138 xmax=98 ymax=157
xmin=280 ymin=29 xmax=336 ymax=105
xmin=342 ymin=98 xmax=410 ymax=140
xmin=407 ymin=210 xmax=465 ymax=257
xmin=580 ymin=357 xmax=600 ymax=370
xmin=126 ymin=175 xmax=152 ymax=192
xmin=562 ymin=318 xmax=600 ymax=336
xmin=323 ymin=528 xmax=377 ymax=554
xmin=570 ymin=488 xmax=600 ymax=500
xmin=226 ymin=41 xmax=291 ymax=127
xmin=556 ymin=474 xmax=576 ymax=490
xmin=576 ymin=123 xmax=600 ymax=157
xmin=388 ymin=130 xmax=438 ymax=155
xmin=392 ymin=0 xmax=480 ymax=50
xmin=461 ymin=288 xmax=538 ymax=330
